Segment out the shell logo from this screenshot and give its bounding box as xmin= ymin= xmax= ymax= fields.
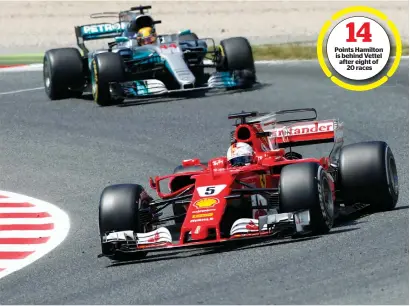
xmin=193 ymin=198 xmax=219 ymax=209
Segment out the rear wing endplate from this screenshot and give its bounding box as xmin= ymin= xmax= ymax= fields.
xmin=75 ymin=22 xmax=127 ymax=55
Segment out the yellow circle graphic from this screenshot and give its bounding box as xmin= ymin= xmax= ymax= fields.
xmin=194 ymin=198 xmax=219 ymax=208
xmin=317 ymin=6 xmax=402 ymax=91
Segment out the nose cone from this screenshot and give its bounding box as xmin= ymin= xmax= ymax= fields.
xmin=180 ymin=173 xmax=234 ymax=242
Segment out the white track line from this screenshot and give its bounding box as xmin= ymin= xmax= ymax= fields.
xmin=0 ymin=207 xmax=50 ymax=213
xmin=0 ymin=217 xmax=54 ymax=225
xmin=0 ymin=244 xmax=45 ymax=252
xmin=0 ymin=64 xmax=43 ymax=73
xmin=0 ymin=259 xmax=26 ymax=268
xmin=0 ymin=199 xmax=30 ymax=203
xmin=0 ymin=230 xmax=53 ymax=238
xmin=0 ymin=87 xmax=44 ymax=96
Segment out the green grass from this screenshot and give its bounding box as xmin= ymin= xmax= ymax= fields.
xmin=0 ymin=42 xmax=408 ymax=64
xmin=0 ymin=54 xmax=44 ymax=65
xmin=402 ymin=43 xmax=409 ymax=56
xmin=252 ymin=43 xmax=317 ymax=60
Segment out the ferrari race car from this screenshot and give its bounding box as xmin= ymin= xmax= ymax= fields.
xmin=97 ymin=108 xmax=399 ymax=261
xmin=43 ymin=5 xmax=256 ymax=106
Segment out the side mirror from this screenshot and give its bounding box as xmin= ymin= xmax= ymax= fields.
xmin=256 ymin=149 xmax=285 ymax=166
xmin=149 ymin=177 xmax=157 ymax=190
xmin=182 ymin=158 xmax=201 ymax=167
xmin=265 ymin=149 xmax=285 ymax=157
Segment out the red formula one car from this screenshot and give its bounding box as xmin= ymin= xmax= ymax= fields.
xmin=97 ymin=108 xmax=399 ymax=261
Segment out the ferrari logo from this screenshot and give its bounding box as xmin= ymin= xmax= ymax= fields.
xmin=194 ymin=198 xmax=219 ymax=209
xmin=260 ymin=174 xmax=267 ymax=188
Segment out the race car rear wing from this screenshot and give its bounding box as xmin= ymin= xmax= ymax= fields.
xmin=74 ymin=22 xmax=127 ymax=55
xmin=270 ymin=118 xmax=344 ymax=167
xmin=266 ymin=119 xmax=343 ymax=148
xmin=255 ymin=110 xmax=343 ymax=146
xmin=239 ymin=108 xmax=344 ymax=165
xmin=74 ymin=5 xmax=161 ymax=56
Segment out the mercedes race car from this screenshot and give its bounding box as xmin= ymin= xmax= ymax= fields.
xmin=98 ymin=108 xmax=399 ymax=261
xmin=43 ymin=5 xmax=257 ymax=106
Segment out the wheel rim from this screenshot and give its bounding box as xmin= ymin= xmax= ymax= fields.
xmin=91 ymin=60 xmax=98 ymax=100
xmin=322 ymin=177 xmax=334 ymax=218
xmin=43 ymin=58 xmax=51 ymax=89
xmin=387 ymin=155 xmax=399 ymax=197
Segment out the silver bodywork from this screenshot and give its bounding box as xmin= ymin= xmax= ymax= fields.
xmin=131 ymin=41 xmax=197 ymax=87
xmin=88 ymin=36 xmax=214 ymax=91
xmin=75 ymin=10 xmax=254 ymax=98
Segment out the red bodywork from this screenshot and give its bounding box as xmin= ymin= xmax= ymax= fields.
xmin=136 ymin=113 xmax=344 ymax=251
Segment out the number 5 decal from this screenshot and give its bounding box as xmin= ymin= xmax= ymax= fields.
xmin=197 ymin=184 xmax=227 ymax=197
xmin=205 ymin=186 xmax=215 ymax=195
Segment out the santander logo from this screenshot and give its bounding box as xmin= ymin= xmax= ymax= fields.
xmin=271 ymin=123 xmax=334 ymax=137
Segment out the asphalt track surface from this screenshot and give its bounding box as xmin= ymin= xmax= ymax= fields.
xmin=0 ymin=61 xmax=408 ymax=304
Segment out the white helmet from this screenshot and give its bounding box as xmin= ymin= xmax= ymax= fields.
xmin=227 ymin=142 xmax=254 ymax=167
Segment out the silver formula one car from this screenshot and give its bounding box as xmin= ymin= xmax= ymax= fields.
xmin=43 ymin=5 xmax=257 ymax=106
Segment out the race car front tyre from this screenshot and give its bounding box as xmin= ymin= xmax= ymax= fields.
xmin=99 ymin=184 xmax=148 ymax=261
xmin=218 ymin=37 xmax=256 ymax=87
xmin=338 ymin=141 xmax=399 ymax=211
xmin=171 ymin=164 xmax=207 ymax=225
xmin=279 ymin=162 xmax=335 ymax=235
xmin=92 ymin=52 xmax=126 ymax=106
xmin=43 ymin=48 xmax=85 ymax=100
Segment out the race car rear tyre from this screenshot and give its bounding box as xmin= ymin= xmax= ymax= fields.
xmin=99 ymin=184 xmax=148 ymax=261
xmin=338 ymin=141 xmax=399 ymax=211
xmin=218 ymin=37 xmax=256 ymax=87
xmin=43 ymin=48 xmax=85 ymax=100
xmin=279 ymin=162 xmax=334 ymax=234
xmin=172 ymin=163 xmax=207 ymax=225
xmin=92 ymin=52 xmax=126 ymax=106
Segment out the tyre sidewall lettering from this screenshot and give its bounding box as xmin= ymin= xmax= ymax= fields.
xmin=317 ymin=165 xmax=333 ymax=228
xmin=92 ymin=59 xmax=98 ymax=101
xmin=385 ymin=145 xmax=398 ymax=198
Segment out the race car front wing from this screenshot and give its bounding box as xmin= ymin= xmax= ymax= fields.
xmin=99 ymin=209 xmax=311 ymax=259
xmin=108 ymin=71 xmax=251 ymax=99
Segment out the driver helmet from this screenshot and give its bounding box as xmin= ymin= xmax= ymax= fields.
xmin=227 ymin=142 xmax=254 ymax=167
xmin=136 ymin=26 xmax=157 ymax=45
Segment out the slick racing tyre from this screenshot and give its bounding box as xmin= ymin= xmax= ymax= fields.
xmin=171 ymin=163 xmax=207 ymax=225
xmin=338 ymin=141 xmax=399 ymax=212
xmin=99 ymin=184 xmax=148 ymax=261
xmin=92 ymin=52 xmax=126 ymax=106
xmin=279 ymin=162 xmax=335 ymax=234
xmin=43 ymin=48 xmax=85 ymax=100
xmin=217 ymin=37 xmax=256 ymax=87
